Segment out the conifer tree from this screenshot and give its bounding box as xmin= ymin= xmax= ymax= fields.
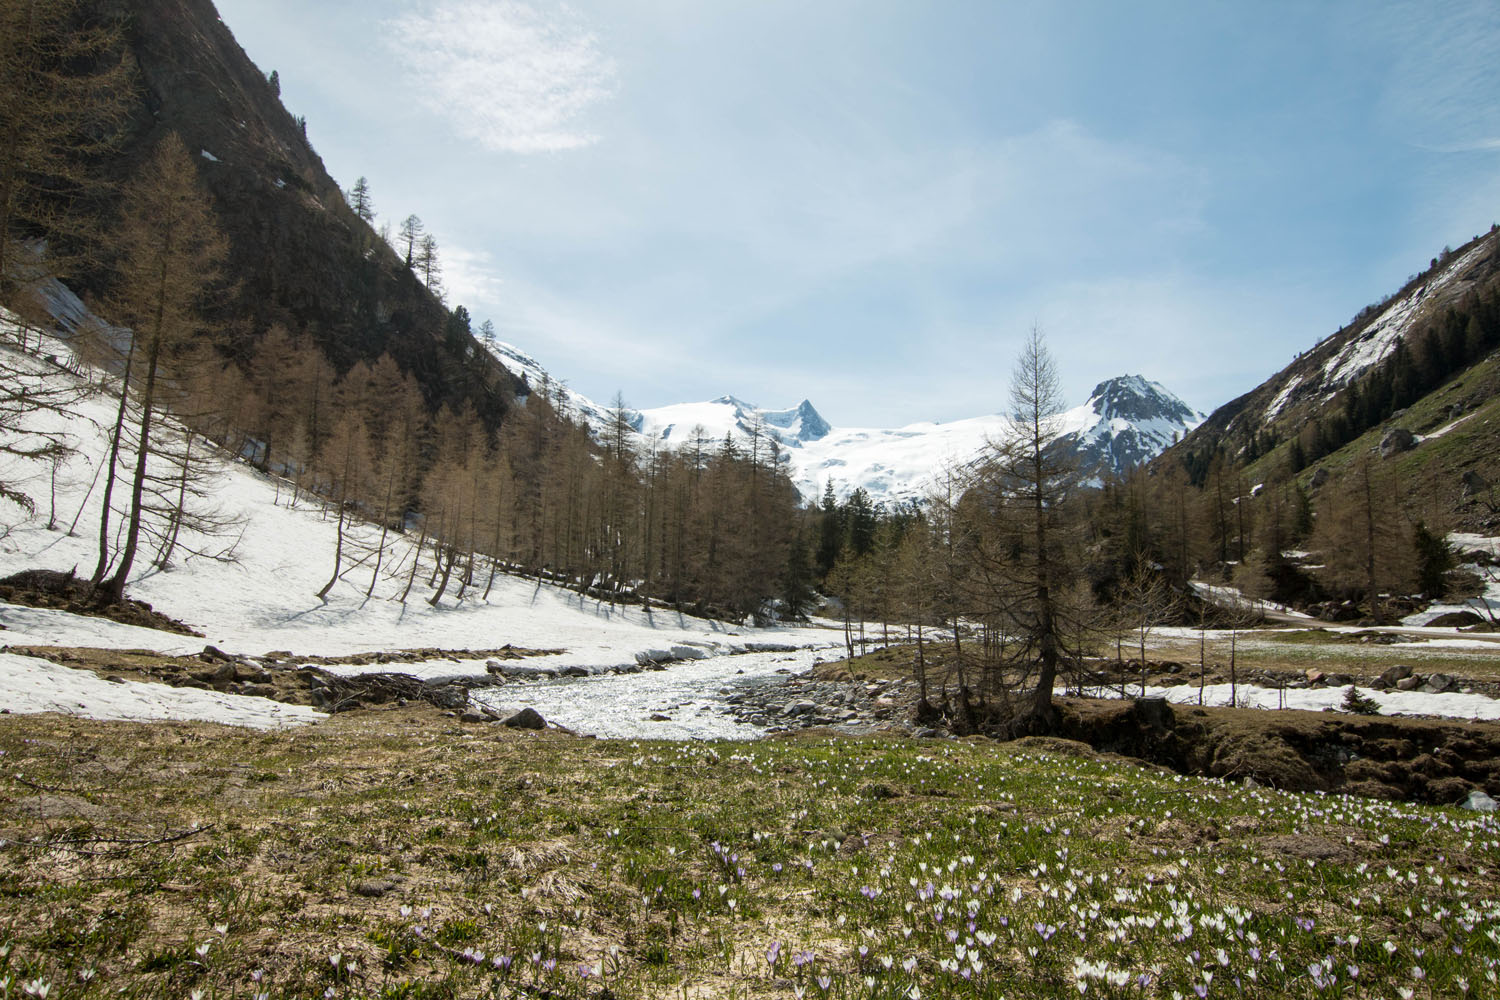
xmin=347 ymin=176 xmax=374 ymax=222
xmin=0 ymin=0 xmax=131 ymax=297
xmin=95 ymin=134 xmax=227 ymax=602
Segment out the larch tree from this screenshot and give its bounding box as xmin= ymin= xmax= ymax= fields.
xmin=416 ymin=232 xmax=441 ymax=294
xmin=347 ymin=176 xmax=374 ymax=222
xmin=398 ymin=214 xmax=424 ymax=268
xmin=983 ymin=327 xmax=1083 ymax=732
xmin=1311 ymin=455 xmax=1414 ymax=623
xmin=0 ymin=0 xmax=131 ymax=298
xmin=95 ymin=133 xmax=227 ymax=603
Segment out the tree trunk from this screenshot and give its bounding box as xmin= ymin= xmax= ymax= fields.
xmin=100 ymin=334 xmax=163 ymax=603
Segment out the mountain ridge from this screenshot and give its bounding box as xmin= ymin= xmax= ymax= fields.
xmin=487 ymin=338 xmax=1200 ymax=505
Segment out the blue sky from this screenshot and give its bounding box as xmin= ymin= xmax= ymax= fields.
xmin=212 ymin=0 xmax=1500 ymax=426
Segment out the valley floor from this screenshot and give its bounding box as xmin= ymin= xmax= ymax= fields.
xmin=3 ymin=709 xmax=1499 ymax=1000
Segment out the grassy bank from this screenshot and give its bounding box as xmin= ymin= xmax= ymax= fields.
xmin=2 ymin=707 xmax=1498 ymax=998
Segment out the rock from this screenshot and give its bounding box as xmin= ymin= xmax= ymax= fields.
xmin=1310 ymin=467 xmax=1329 ymax=489
xmin=1131 ymin=695 xmax=1174 ymax=732
xmin=424 ymin=683 xmax=469 ymax=710
xmin=484 ymin=659 xmax=507 ymax=675
xmin=785 ymin=701 xmax=817 ymax=716
xmin=1428 ymin=611 xmax=1484 ymax=628
xmin=1305 ymin=669 xmax=1325 ymax=685
xmin=202 ymin=644 xmax=234 ymax=661
xmin=1464 ymin=789 xmax=1498 ymax=812
xmin=1379 ymin=427 xmax=1416 ymax=458
xmin=353 ymin=879 xmax=397 ymax=898
xmin=649 ymin=713 xmax=671 ymax=722
xmin=562 ymin=666 xmax=590 ymax=678
xmin=460 ymin=710 xmax=488 ymax=723
xmin=502 ymin=707 xmax=546 ymax=730
xmin=235 ymin=663 xmax=272 ymax=684
xmin=1422 ymin=673 xmax=1455 ymax=694
xmin=1462 ymin=470 xmax=1490 ymax=499
xmin=1378 ymin=664 xmax=1413 ymax=686
xmin=1396 ymin=675 xmax=1422 ymax=691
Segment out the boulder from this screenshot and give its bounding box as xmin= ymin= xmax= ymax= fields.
xmin=1421 ymin=673 xmax=1455 ymax=694
xmin=1377 ymin=664 xmax=1413 ymax=686
xmin=1427 ymin=611 xmax=1484 ymax=628
xmin=1396 ymin=675 xmax=1422 ymax=691
xmin=501 ymin=707 xmax=547 ymax=730
xmin=1464 ymin=789 xmax=1498 ymax=813
xmin=424 ymin=683 xmax=469 ymax=710
xmin=1379 ymin=427 xmax=1416 ymax=458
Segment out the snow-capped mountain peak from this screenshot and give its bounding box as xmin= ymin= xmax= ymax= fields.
xmin=482 ymin=341 xmax=1198 ymax=505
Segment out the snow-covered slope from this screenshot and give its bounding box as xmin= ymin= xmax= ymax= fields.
xmin=485 ymin=339 xmax=1199 ymax=505
xmin=1181 ymin=228 xmax=1500 ymax=453
xmin=0 ymin=316 xmax=841 ymax=728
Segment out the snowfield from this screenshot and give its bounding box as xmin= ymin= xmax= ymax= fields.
xmin=0 ymin=651 xmax=324 ymax=728
xmin=0 ymin=318 xmax=842 ymax=730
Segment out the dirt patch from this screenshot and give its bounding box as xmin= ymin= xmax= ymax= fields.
xmin=0 ymin=568 xmax=202 ymax=636
xmin=1 ymin=644 xmax=546 ymax=716
xmin=1055 ymin=696 xmax=1500 ymax=806
xmin=1257 ymin=834 xmax=1359 ymax=864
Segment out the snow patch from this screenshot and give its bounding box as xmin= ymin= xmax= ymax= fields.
xmin=0 ymin=652 xmax=325 ymax=728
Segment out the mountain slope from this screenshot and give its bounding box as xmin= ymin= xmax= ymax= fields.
xmin=1172 ymin=228 xmax=1500 ymax=468
xmin=55 ymin=0 xmax=525 ymax=422
xmin=1161 ymin=225 xmax=1500 ymax=528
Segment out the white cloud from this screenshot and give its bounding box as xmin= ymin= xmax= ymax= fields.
xmin=385 ymin=1 xmax=617 ymax=154
xmin=440 ymin=243 xmax=506 ymax=307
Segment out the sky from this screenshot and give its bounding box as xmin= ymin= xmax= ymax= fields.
xmin=210 ymin=0 xmax=1500 ymax=427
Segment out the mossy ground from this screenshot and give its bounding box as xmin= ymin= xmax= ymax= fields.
xmin=2 ymin=703 xmax=1498 ymax=999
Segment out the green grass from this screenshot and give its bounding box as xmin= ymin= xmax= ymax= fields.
xmin=2 ymin=710 xmax=1498 ymax=998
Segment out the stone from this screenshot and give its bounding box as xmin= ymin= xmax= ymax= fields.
xmin=649 ymin=713 xmax=671 ymax=722
xmin=353 ymin=879 xmax=397 ymax=898
xmin=1427 ymin=611 xmax=1484 ymax=628
xmin=1377 ymin=664 xmax=1412 ymax=686
xmin=1422 ymin=673 xmax=1455 ymax=694
xmin=1396 ymin=675 xmax=1422 ymax=691
xmin=460 ymin=710 xmax=488 ymax=723
xmin=1464 ymin=790 xmax=1498 ymax=812
xmin=1309 ymin=467 xmax=1329 ymax=489
xmin=424 ymin=684 xmax=468 ymax=710
xmin=1305 ymin=669 xmax=1325 ymax=684
xmin=502 ymin=707 xmax=546 ymax=730
xmin=1379 ymin=427 xmax=1416 ymax=458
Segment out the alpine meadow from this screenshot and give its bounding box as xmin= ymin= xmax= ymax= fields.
xmin=2 ymin=2 xmax=1500 ymax=998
